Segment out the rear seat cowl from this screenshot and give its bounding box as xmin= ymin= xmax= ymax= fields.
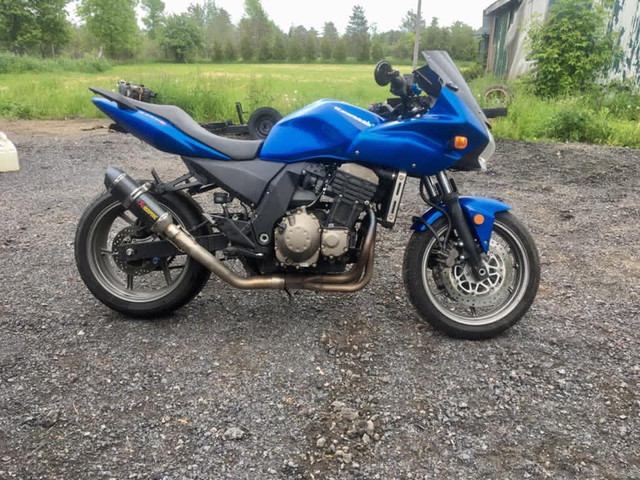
xmin=89 ymin=87 xmax=264 ymax=161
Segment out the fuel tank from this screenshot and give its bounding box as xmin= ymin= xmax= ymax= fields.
xmin=260 ymin=99 xmax=384 ymax=162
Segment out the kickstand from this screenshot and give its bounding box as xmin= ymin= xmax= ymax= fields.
xmin=284 ymin=287 xmax=295 ymax=302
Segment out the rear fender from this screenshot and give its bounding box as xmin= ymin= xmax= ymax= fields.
xmin=411 ymin=196 xmax=510 ymax=252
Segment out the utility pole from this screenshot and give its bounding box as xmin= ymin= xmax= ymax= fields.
xmin=412 ymin=0 xmax=423 ymax=70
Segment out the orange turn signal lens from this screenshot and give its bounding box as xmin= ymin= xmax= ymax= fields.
xmin=454 ymin=136 xmax=468 ymax=149
xmin=473 ymin=214 xmax=485 ymax=225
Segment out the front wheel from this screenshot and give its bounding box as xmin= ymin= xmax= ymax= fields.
xmin=403 ymin=211 xmax=540 ymax=339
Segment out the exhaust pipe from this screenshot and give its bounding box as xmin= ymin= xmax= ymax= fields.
xmin=105 ymin=167 xmax=375 ymax=292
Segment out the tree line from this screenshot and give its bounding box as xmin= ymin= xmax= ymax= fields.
xmin=0 ymin=0 xmax=479 ymax=63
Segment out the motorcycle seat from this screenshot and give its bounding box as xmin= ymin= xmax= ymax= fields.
xmin=89 ymin=87 xmax=263 ymax=161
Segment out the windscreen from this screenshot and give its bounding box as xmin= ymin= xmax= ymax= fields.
xmin=416 ymin=50 xmax=489 ymax=128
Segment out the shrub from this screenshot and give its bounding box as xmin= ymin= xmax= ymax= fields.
xmin=544 ymin=104 xmax=611 ymax=143
xmin=527 ymin=0 xmax=615 ymax=98
xmin=461 ymin=63 xmax=484 ymax=82
xmin=0 ymin=53 xmax=112 ymax=74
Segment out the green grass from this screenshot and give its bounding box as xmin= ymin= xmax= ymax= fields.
xmin=469 ymin=75 xmax=640 ymax=148
xmin=1 ymin=61 xmax=639 ymax=148
xmin=0 ymin=63 xmax=411 ymax=121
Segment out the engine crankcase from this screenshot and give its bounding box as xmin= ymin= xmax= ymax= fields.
xmin=274 ymin=207 xmax=322 ymax=267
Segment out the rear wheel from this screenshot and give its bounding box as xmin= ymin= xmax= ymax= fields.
xmin=403 ymin=211 xmax=540 ymax=339
xmin=75 ymin=192 xmax=210 ymax=317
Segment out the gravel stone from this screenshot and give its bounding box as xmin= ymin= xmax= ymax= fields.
xmin=223 ymin=427 xmax=245 ymax=441
xmin=0 ymin=124 xmax=638 ymax=478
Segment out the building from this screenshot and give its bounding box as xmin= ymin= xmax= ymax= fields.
xmin=482 ymin=0 xmax=640 ymax=83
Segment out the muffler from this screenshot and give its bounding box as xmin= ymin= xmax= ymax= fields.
xmin=105 ymin=167 xmax=375 ymax=292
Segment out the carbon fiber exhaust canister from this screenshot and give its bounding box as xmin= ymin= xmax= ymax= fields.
xmin=104 ymin=166 xmax=168 ymax=229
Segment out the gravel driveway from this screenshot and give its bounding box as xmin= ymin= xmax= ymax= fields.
xmin=0 ymin=122 xmax=638 ymax=479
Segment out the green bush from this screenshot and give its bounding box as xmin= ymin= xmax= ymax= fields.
xmin=461 ymin=63 xmax=484 ymax=82
xmin=0 ymin=53 xmax=112 ymax=74
xmin=585 ymin=82 xmax=640 ymax=122
xmin=544 ymin=105 xmax=611 ymax=143
xmin=527 ymin=0 xmax=615 ymax=98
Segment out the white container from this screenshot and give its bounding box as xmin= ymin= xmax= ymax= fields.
xmin=0 ymin=132 xmax=19 ymax=172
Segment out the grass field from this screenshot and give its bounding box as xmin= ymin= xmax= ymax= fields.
xmin=0 ymin=63 xmax=416 ymax=122
xmin=2 ymin=61 xmax=640 ymax=148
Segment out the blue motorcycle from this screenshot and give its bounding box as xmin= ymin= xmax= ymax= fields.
xmin=75 ymin=51 xmax=540 ymax=339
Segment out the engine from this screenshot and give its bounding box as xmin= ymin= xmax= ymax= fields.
xmin=274 ymin=165 xmax=378 ymax=268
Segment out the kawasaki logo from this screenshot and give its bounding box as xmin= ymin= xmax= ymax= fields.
xmin=334 ymin=106 xmax=373 ymax=127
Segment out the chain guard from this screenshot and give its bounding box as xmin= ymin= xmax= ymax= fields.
xmin=436 ymin=239 xmax=514 ymax=308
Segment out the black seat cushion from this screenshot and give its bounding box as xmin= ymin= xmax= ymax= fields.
xmin=90 ymin=87 xmax=263 ymax=160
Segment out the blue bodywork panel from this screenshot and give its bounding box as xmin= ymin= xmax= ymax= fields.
xmin=260 ymin=99 xmax=385 ymax=162
xmin=347 ymin=88 xmax=488 ymax=175
xmin=261 ymin=89 xmax=488 ymax=175
xmin=411 ymin=196 xmax=511 ymax=252
xmin=92 ymin=98 xmax=231 ymax=160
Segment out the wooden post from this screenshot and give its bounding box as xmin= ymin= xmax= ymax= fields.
xmin=412 ymin=0 xmax=423 ymax=70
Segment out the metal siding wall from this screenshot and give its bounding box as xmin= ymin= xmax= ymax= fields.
xmin=504 ymin=0 xmax=551 ymax=80
xmin=608 ymin=0 xmax=640 ymax=84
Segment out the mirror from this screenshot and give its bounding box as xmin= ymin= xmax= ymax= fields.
xmin=374 ymin=61 xmax=394 ymax=87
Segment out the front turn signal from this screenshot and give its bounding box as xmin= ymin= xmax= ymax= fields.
xmin=454 ymin=136 xmax=468 ymax=150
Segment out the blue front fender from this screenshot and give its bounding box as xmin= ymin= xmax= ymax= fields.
xmin=411 ymin=196 xmax=511 ymax=253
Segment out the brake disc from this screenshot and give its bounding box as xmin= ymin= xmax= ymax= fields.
xmin=111 ymin=226 xmax=157 ymax=276
xmin=438 ymin=239 xmax=514 ymax=308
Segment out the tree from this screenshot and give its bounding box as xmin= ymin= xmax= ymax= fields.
xmin=0 ymin=0 xmax=35 ymax=54
xmin=160 ymin=13 xmax=202 ymax=62
xmin=272 ymin=32 xmax=287 ymax=61
xmin=186 ymin=1 xmax=234 ymax=59
xmin=288 ymin=26 xmax=305 ymax=62
xmin=528 ymin=0 xmax=615 ymax=97
xmin=370 ymin=35 xmax=384 ymax=61
xmin=400 ymin=9 xmax=425 ymax=33
xmin=78 ymin=0 xmax=139 ymax=58
xmin=238 ymin=0 xmax=275 ymax=62
xmin=346 ymin=5 xmax=370 ymax=62
xmin=423 ymin=17 xmax=449 ymax=51
xmin=141 ymin=0 xmax=165 ymax=39
xmin=212 ymin=40 xmax=223 ymax=61
xmin=33 ymin=0 xmax=72 ymax=56
xmin=0 ymin=0 xmax=71 ymax=56
xmin=258 ymin=40 xmax=272 ymax=61
xmin=333 ymin=37 xmax=347 ymax=63
xmin=239 ymin=26 xmax=254 ymax=61
xmin=305 ymin=28 xmax=318 ymax=62
xmin=224 ymin=38 xmax=236 ymax=61
xmin=320 ymin=22 xmax=339 ymax=61
xmin=448 ymin=21 xmax=476 ymax=61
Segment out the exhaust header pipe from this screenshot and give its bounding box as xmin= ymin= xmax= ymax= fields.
xmin=104 ymin=167 xmax=375 ymax=292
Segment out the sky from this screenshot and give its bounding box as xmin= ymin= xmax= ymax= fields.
xmin=161 ymin=0 xmax=488 ymax=33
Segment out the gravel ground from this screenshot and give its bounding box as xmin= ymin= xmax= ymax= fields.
xmin=0 ymin=122 xmax=639 ymax=479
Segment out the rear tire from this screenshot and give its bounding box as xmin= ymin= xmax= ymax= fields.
xmin=75 ymin=191 xmax=211 ymax=318
xmin=403 ymin=211 xmax=540 ymax=339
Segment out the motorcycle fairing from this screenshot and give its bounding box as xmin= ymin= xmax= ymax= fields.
xmin=93 ymin=97 xmax=233 ymax=160
xmin=260 ymin=99 xmax=385 ymax=162
xmin=347 ymin=87 xmax=489 ymax=176
xmin=411 ymin=196 xmax=511 ymax=253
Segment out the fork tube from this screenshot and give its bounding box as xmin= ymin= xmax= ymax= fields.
xmin=436 ymin=172 xmax=488 ymax=280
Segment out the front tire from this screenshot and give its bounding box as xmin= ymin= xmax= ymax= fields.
xmin=75 ymin=191 xmax=211 ymax=317
xmin=403 ymin=211 xmax=540 ymax=339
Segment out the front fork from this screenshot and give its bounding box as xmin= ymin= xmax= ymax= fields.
xmin=425 ymin=173 xmax=489 ymax=280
